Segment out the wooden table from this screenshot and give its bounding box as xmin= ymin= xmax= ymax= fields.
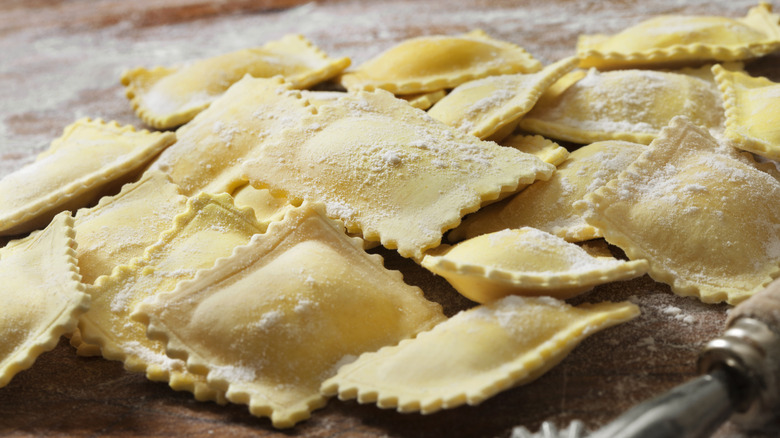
xmin=1 ymin=0 xmax=778 ymax=436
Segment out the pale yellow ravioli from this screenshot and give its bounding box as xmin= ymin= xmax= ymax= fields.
xmin=0 ymin=118 xmax=175 ymax=236
xmin=0 ymin=212 xmax=90 ymax=388
xmin=576 ymin=116 xmax=780 ymax=304
xmin=73 ymin=170 xmax=188 ymax=285
xmin=499 ymin=134 xmax=570 ymax=167
xmin=133 ymin=202 xmax=446 ymax=428
xmin=578 ymin=3 xmax=780 ymax=69
xmin=518 ymin=66 xmax=726 ymax=145
xmin=230 ymin=183 xmax=293 ymax=223
xmin=149 ymin=76 xmax=313 ymax=196
xmin=428 ymin=57 xmax=578 ymax=139
xmin=340 ymin=30 xmax=541 ymax=94
xmin=423 ymin=228 xmax=648 ymax=303
xmin=450 ymin=140 xmax=644 ymax=243
xmin=241 ymin=88 xmax=555 ymax=259
xmin=321 ymin=295 xmax=639 ymax=414
xmin=122 ymin=34 xmax=350 ymax=129
xmin=401 ymin=90 xmax=448 ymax=110
xmin=713 ymin=64 xmax=780 ymax=160
xmin=77 ymin=192 xmax=266 ymax=403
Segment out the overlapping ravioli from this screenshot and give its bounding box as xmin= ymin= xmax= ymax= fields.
xmin=230 ymin=183 xmax=292 ymax=223
xmin=133 ymin=202 xmax=446 ymax=428
xmin=77 ymin=192 xmax=267 ymax=403
xmin=322 ymin=295 xmax=639 ymax=414
xmin=518 ymin=65 xmax=726 ymax=145
xmin=0 ymin=212 xmax=90 ymax=388
xmin=73 ymin=170 xmax=188 ymax=285
xmin=148 ymin=76 xmax=313 ymax=196
xmin=576 ymin=116 xmax=780 ymax=304
xmin=428 ymin=57 xmax=578 ymax=139
xmin=0 ymin=118 xmax=175 ymax=236
xmin=577 ymin=3 xmax=780 ymax=69
xmin=401 ymin=90 xmax=448 ymax=110
xmin=340 ymin=30 xmax=541 ymax=94
xmin=122 ymin=34 xmax=350 ymax=129
xmin=423 ymin=228 xmax=648 ymax=303
xmin=713 ymin=64 xmax=780 ymax=160
xmin=241 ymin=88 xmax=554 ymax=259
xmin=450 ymin=140 xmax=644 ymax=243
xmin=499 ymin=134 xmax=570 ymax=168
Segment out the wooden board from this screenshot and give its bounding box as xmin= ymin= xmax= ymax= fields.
xmin=1 ymin=0 xmax=779 ymax=436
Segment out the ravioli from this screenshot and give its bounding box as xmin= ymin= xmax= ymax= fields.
xmin=576 ymin=116 xmax=780 ymax=304
xmin=0 ymin=118 xmax=175 ymax=236
xmin=428 ymin=57 xmax=578 ymax=139
xmin=450 ymin=140 xmax=644 ymax=243
xmin=578 ymin=3 xmax=780 ymax=69
xmin=518 ymin=65 xmax=726 ymax=145
xmin=122 ymin=34 xmax=350 ymax=129
xmin=401 ymin=90 xmax=448 ymax=110
xmin=77 ymin=192 xmax=266 ymax=403
xmin=73 ymin=170 xmax=188 ymax=285
xmin=241 ymin=88 xmax=555 ymax=259
xmin=148 ymin=76 xmax=313 ymax=196
xmin=133 ymin=202 xmax=446 ymax=428
xmin=340 ymin=30 xmax=541 ymax=94
xmin=499 ymin=134 xmax=570 ymax=168
xmin=713 ymin=64 xmax=780 ymax=160
xmin=230 ymin=183 xmax=293 ymax=223
xmin=422 ymin=228 xmax=648 ymax=303
xmin=322 ymin=295 xmax=639 ymax=414
xmin=0 ymin=212 xmax=90 ymax=388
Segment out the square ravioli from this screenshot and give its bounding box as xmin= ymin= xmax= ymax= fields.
xmin=122 ymin=34 xmax=350 ymax=129
xmin=427 ymin=57 xmax=578 ymax=140
xmin=0 ymin=118 xmax=175 ymax=236
xmin=577 ymin=116 xmax=780 ymax=304
xmin=422 ymin=228 xmax=648 ymax=303
xmin=450 ymin=140 xmax=644 ymax=243
xmin=340 ymin=29 xmax=541 ymax=94
xmin=322 ymin=295 xmax=639 ymax=414
xmin=713 ymin=64 xmax=780 ymax=161
xmin=133 ymin=202 xmax=446 ymax=428
xmin=241 ymin=88 xmax=555 ymax=259
xmin=0 ymin=212 xmax=89 ymax=388
xmin=577 ymin=3 xmax=780 ymax=69
xmin=518 ymin=65 xmax=726 ymax=145
xmin=77 ymin=192 xmax=266 ymax=403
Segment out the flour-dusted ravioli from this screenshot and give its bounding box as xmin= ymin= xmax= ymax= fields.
xmin=340 ymin=30 xmax=541 ymax=95
xmin=0 ymin=212 xmax=89 ymax=388
xmin=578 ymin=3 xmax=780 ymax=69
xmin=450 ymin=140 xmax=643 ymax=243
xmin=149 ymin=76 xmax=313 ymax=196
xmin=322 ymin=295 xmax=639 ymax=414
xmin=122 ymin=34 xmax=350 ymax=129
xmin=423 ymin=228 xmax=648 ymax=303
xmin=0 ymin=118 xmax=175 ymax=236
xmin=230 ymin=183 xmax=292 ymax=223
xmin=499 ymin=134 xmax=570 ymax=167
xmin=73 ymin=170 xmax=188 ymax=285
xmin=78 ymin=192 xmax=266 ymax=403
xmin=428 ymin=57 xmax=578 ymax=139
xmin=133 ymin=202 xmax=446 ymax=428
xmin=241 ymin=88 xmax=555 ymax=259
xmin=518 ymin=65 xmax=726 ymax=145
xmin=577 ymin=116 xmax=780 ymax=304
xmin=713 ymin=64 xmax=780 ymax=160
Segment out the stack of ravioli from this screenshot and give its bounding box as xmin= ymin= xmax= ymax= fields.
xmin=1 ymin=3 xmax=779 ymax=430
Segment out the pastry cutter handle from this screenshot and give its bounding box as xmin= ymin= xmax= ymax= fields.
xmin=590 ymin=277 xmax=780 ymax=438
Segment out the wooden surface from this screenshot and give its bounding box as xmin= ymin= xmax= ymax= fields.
xmin=1 ymin=0 xmax=779 ymax=436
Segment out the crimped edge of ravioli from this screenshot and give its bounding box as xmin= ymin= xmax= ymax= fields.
xmin=0 ymin=118 xmax=176 ymax=236
xmin=0 ymin=212 xmax=90 ymax=388
xmin=132 ymin=202 xmax=405 ymax=428
xmin=577 ymin=4 xmax=780 ymax=69
xmin=450 ymin=56 xmax=579 ymax=139
xmin=575 ymin=117 xmax=780 ymax=304
xmin=78 ymin=192 xmax=264 ymax=404
xmin=341 ymin=30 xmax=542 ymax=95
xmin=121 ymin=35 xmax=350 ymax=130
xmin=712 ymin=64 xmax=780 ymax=161
xmin=421 ymin=230 xmax=649 ymax=302
xmin=321 ymin=298 xmax=640 ymax=414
